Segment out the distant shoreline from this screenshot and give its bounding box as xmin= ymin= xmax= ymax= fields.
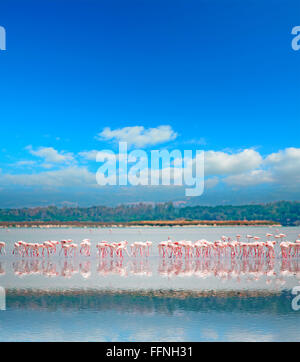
xmin=0 ymin=201 xmax=298 ymax=226
xmin=0 ymin=220 xmax=281 ymax=228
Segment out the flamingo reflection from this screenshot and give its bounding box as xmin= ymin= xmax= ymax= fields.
xmin=4 ymin=257 xmax=300 ymax=283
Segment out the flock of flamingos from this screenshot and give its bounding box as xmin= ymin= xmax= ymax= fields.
xmin=0 ymin=233 xmax=299 ymax=259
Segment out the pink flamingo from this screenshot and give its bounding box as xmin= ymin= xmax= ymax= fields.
xmin=0 ymin=242 xmax=6 ymax=255
xmin=80 ymin=239 xmax=91 ymax=256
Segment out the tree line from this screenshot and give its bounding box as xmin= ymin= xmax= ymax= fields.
xmin=0 ymin=201 xmax=299 ymax=226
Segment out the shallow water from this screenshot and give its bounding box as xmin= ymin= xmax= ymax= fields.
xmin=0 ymin=226 xmax=299 ymax=341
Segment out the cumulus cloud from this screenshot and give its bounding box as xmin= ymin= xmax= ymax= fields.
xmin=97 ymin=125 xmax=177 ymax=148
xmin=205 ymin=149 xmax=263 ymax=176
xmin=3 ymin=144 xmax=300 ymax=197
xmin=220 ymin=147 xmax=300 ymax=188
xmin=14 ymin=160 xmax=36 ymax=167
xmin=0 ymin=166 xmax=95 ymax=188
xmin=265 ymin=147 xmax=300 ymax=180
xmin=81 ymin=146 xmax=300 ymax=191
xmin=79 ymin=150 xmax=118 ymax=161
xmin=79 ymin=150 xmax=99 ymax=160
xmin=224 ymin=170 xmax=274 ymax=186
xmin=205 ymin=177 xmax=219 ymax=189
xmin=26 ymin=146 xmax=74 ymax=163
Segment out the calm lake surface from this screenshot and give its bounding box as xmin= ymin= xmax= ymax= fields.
xmin=0 ymin=226 xmax=300 ymax=341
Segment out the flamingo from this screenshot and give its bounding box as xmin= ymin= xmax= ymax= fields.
xmin=0 ymin=242 xmax=6 ymax=255
xmin=80 ymin=239 xmax=91 ymax=256
xmin=266 ymin=233 xmax=273 ymax=241
xmin=279 ymin=233 xmax=287 ymax=242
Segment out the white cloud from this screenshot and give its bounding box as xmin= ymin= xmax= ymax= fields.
xmin=26 ymin=146 xmax=74 ymax=163
xmin=97 ymin=125 xmax=177 ymax=148
xmin=79 ymin=146 xmax=300 ymax=190
xmin=41 ymin=163 xmax=55 ymax=169
xmin=205 ymin=149 xmax=263 ymax=176
xmin=225 ymin=170 xmax=274 ymax=186
xmin=205 ymin=177 xmax=219 ymax=189
xmin=79 ymin=150 xmax=118 ymax=161
xmin=79 ymin=150 xmax=99 ymax=160
xmin=265 ymin=147 xmax=300 ymax=181
xmin=221 ymin=147 xmax=300 ymax=188
xmin=3 ymin=145 xmax=300 ymax=196
xmin=14 ymin=160 xmax=36 ymax=167
xmin=0 ymin=166 xmax=95 ymax=188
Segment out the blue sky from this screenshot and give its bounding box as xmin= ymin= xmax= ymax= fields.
xmin=0 ymin=0 xmax=300 ymax=207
